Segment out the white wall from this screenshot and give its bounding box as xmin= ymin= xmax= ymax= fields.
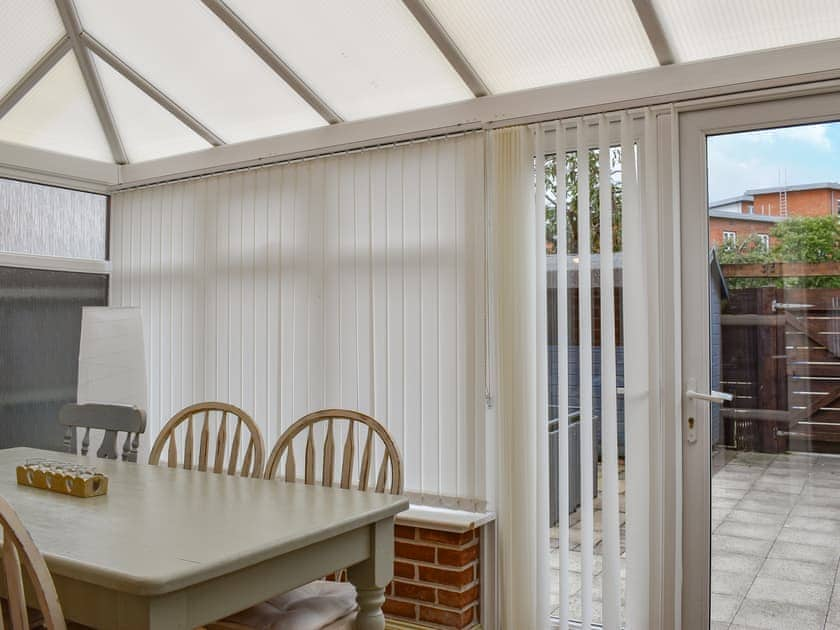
xmin=109 ymin=132 xmax=487 ymax=502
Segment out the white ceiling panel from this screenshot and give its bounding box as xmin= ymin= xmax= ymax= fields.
xmin=223 ymin=0 xmax=472 ymax=121
xmin=75 ymin=0 xmax=326 ymax=144
xmin=423 ymin=0 xmax=658 ymax=93
xmin=0 ymin=0 xmax=66 ymax=97
xmin=652 ymin=0 xmax=840 ymax=62
xmin=0 ymin=52 xmax=112 ymax=162
xmin=94 ymin=56 xmax=210 ymax=163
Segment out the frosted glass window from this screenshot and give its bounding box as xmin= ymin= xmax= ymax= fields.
xmin=651 ymin=0 xmax=840 ymax=62
xmin=93 ymin=57 xmax=210 ymax=163
xmin=423 ymin=0 xmax=657 ymax=93
xmin=223 ymin=0 xmax=472 ymax=121
xmin=0 ymin=53 xmax=112 ymax=162
xmin=0 ymin=178 xmax=107 ymax=260
xmin=75 ymin=0 xmax=326 ymax=144
xmin=0 ymin=0 xmax=65 ymax=97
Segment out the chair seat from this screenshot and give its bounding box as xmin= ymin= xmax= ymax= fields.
xmin=221 ymin=580 xmax=358 ymax=630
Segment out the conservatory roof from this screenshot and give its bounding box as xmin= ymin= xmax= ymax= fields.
xmin=1 ymin=0 xmax=840 ymax=171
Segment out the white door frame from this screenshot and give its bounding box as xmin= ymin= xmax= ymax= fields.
xmin=678 ymin=90 xmax=840 ymax=630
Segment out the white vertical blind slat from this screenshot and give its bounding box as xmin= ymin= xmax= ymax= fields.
xmin=555 ymin=120 xmax=570 ymax=630
xmin=599 ymin=115 xmax=622 ymax=629
xmin=577 ymin=120 xmax=595 ymax=630
xmin=533 ymin=126 xmax=551 ymax=624
xmin=109 ymin=134 xmax=485 ymax=500
xmin=622 ymin=110 xmax=651 ymax=630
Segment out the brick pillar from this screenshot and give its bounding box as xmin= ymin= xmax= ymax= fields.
xmin=384 ymin=524 xmax=480 ymax=629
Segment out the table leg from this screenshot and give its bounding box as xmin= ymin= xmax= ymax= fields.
xmin=347 ymin=518 xmax=394 ymax=630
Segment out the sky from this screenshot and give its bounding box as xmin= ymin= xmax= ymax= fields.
xmin=707 ymin=121 xmax=840 ymax=204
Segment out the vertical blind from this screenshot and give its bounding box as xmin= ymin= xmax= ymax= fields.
xmin=542 ymin=112 xmax=653 ymax=630
xmin=109 ymin=132 xmax=487 ymax=503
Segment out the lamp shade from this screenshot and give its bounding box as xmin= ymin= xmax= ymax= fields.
xmin=77 ymin=307 xmax=147 ymax=411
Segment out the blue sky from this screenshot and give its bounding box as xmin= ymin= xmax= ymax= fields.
xmin=707 ymin=122 xmax=840 ymax=203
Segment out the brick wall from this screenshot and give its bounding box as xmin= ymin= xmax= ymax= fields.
xmin=384 ymin=524 xmax=481 ymax=629
xmin=752 ymin=189 xmax=836 ymax=218
xmin=709 ymin=216 xmax=777 ymax=247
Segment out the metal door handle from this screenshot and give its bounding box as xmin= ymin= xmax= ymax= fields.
xmin=685 ymin=388 xmax=733 ymax=404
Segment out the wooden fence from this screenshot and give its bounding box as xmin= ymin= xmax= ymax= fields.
xmin=720 ymin=263 xmax=840 ymax=453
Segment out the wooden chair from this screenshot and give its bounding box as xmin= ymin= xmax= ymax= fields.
xmin=0 ymin=495 xmax=66 ymax=630
xmin=149 ymin=402 xmax=265 ymax=478
xmin=59 ymin=403 xmax=146 ymax=463
xmin=264 ymin=408 xmax=402 ymax=494
xmin=210 ymin=409 xmax=403 ymax=630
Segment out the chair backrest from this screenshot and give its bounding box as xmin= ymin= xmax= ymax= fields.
xmin=0 ymin=496 xmax=66 ymax=630
xmin=149 ymin=402 xmax=265 ymax=478
xmin=264 ymin=409 xmax=403 ymax=495
xmin=59 ymin=403 xmax=146 ymax=463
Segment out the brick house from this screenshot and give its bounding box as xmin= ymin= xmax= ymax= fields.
xmin=709 ymin=182 xmax=840 ymax=247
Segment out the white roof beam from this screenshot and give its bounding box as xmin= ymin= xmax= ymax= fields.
xmin=0 ymin=36 xmax=72 ymax=119
xmin=80 ymin=32 xmax=225 ymax=147
xmin=199 ymin=0 xmax=343 ymax=124
xmin=631 ymin=0 xmax=675 ymax=65
xmin=54 ymin=0 xmax=128 ymax=164
xmin=401 ymin=0 xmax=489 ymax=97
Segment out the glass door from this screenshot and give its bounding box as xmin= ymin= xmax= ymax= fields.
xmin=681 ymin=93 xmax=840 ymax=630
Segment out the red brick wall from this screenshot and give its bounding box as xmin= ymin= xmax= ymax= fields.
xmin=752 ymin=189 xmax=836 ymax=218
xmin=709 ymin=217 xmax=777 ymax=248
xmin=384 ymin=525 xmax=481 ymax=629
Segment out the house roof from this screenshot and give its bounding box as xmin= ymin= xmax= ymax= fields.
xmin=1 ymin=1 xmax=840 ymax=168
xmin=745 ymin=183 xmax=840 ymax=195
xmin=708 ymin=210 xmax=784 ymax=223
xmin=708 ymin=195 xmax=754 ymax=210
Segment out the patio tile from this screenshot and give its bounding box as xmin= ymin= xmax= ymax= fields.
xmin=757 ymin=558 xmax=836 ymax=586
xmin=732 ymin=598 xmax=825 ymax=630
xmin=716 ymin=521 xmax=782 ymax=541
xmin=751 ymin=479 xmax=805 ymax=494
xmin=711 ymin=593 xmax=742 ymax=623
xmin=713 ymin=497 xmax=741 ymax=510
xmin=715 ymin=478 xmax=755 ymax=490
xmin=777 ymin=526 xmax=840 ymax=547
xmin=745 ymin=576 xmax=832 ymax=611
xmin=736 ymin=499 xmax=791 ymax=515
xmin=801 ymin=484 xmax=840 ymax=499
xmin=710 ymin=623 xmax=731 ymax=630
xmin=784 ymin=515 xmax=840 ymax=534
xmin=725 ymin=509 xmax=787 ymax=526
xmin=712 ymin=534 xmax=773 ymax=557
xmin=788 ymin=503 xmax=840 ymax=521
xmin=712 ymin=569 xmax=757 ymax=598
xmin=828 ymin=605 xmax=840 ymax=627
xmin=711 ymin=552 xmax=764 ymax=576
xmin=714 ymin=486 xmax=750 ymax=500
xmin=768 ymin=540 xmax=840 ymax=567
xmin=713 ymin=507 xmax=733 ymax=523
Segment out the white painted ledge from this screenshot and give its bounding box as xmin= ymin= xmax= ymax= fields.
xmin=395 ymin=505 xmax=496 ymax=534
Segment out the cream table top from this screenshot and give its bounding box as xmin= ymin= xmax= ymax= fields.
xmin=0 ymin=447 xmax=407 ymax=629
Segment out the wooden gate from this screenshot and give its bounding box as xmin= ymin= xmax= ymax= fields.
xmin=719 ymin=263 xmax=840 ymax=453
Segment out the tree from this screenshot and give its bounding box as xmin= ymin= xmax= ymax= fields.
xmin=544 ymin=148 xmax=623 ymax=254
xmin=717 ymin=215 xmax=840 ymax=288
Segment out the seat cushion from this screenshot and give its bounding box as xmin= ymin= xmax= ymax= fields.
xmin=222 ymin=580 xmax=358 ymax=630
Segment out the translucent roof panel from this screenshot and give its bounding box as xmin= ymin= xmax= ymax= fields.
xmin=0 ymin=0 xmax=66 ymax=97
xmin=223 ymin=0 xmax=472 ymax=121
xmin=0 ymin=53 xmax=112 ymax=162
xmin=423 ymin=0 xmax=658 ymax=93
xmin=75 ymin=0 xmax=326 ymax=144
xmin=94 ymin=56 xmax=210 ymax=163
xmin=652 ymin=0 xmax=840 ymax=62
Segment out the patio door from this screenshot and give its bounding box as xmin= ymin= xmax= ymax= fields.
xmin=681 ymin=91 xmax=840 ymax=630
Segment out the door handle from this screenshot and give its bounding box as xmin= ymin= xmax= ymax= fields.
xmin=684 ymin=379 xmax=733 ymax=445
xmin=685 ymin=389 xmax=733 ymax=404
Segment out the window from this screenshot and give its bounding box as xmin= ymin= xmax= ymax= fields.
xmin=758 ymin=233 xmax=770 ymax=249
xmin=722 ymin=231 xmax=736 ymax=243
xmin=0 ymin=178 xmax=107 ymax=260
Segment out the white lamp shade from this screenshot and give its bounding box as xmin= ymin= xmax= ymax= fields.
xmin=77 ymin=306 xmax=147 ymax=412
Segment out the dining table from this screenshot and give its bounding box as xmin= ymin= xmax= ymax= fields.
xmin=0 ymin=447 xmax=408 ymax=630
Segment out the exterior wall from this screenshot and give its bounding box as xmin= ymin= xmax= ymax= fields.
xmin=709 ymin=217 xmax=777 ymax=247
xmin=752 ymin=189 xmax=836 ymax=218
xmin=385 ymin=525 xmax=481 ymax=629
